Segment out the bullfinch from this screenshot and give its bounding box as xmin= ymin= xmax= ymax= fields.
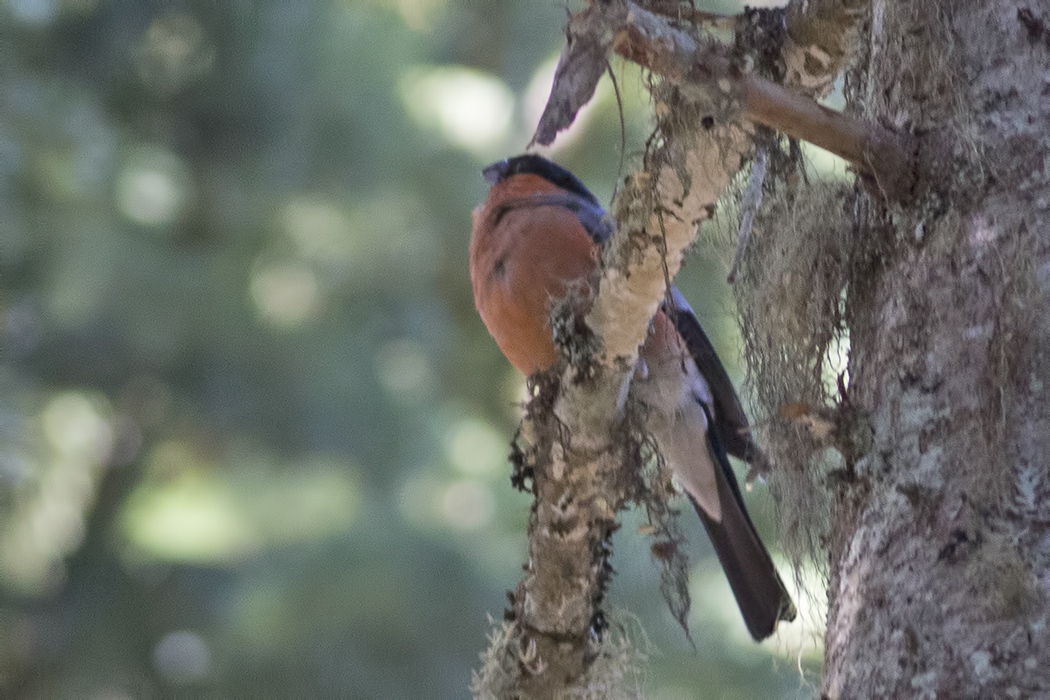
xmin=469 ymin=154 xmax=796 ymax=641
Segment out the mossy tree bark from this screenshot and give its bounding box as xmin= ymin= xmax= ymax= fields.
xmin=822 ymin=2 xmax=1050 ymax=696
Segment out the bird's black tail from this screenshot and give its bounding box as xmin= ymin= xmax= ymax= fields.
xmin=691 ymin=409 xmax=796 ymax=641
xmin=691 ymin=486 xmax=796 ymax=640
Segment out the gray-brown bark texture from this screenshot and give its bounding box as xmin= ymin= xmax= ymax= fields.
xmin=822 ymin=2 xmax=1050 ymax=697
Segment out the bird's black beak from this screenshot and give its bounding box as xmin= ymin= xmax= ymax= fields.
xmin=482 ymin=159 xmax=509 ymax=186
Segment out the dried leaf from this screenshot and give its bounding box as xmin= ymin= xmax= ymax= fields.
xmin=531 ymin=14 xmax=611 ymax=146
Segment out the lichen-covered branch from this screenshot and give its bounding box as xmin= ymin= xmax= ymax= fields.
xmin=590 ymin=128 xmax=751 ymax=367
xmin=475 ymin=4 xmax=755 ymax=698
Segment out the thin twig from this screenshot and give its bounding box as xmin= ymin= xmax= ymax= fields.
xmin=728 ymin=144 xmax=768 ymax=284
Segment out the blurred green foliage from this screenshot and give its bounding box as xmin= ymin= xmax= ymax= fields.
xmin=0 ymin=0 xmax=820 ymax=697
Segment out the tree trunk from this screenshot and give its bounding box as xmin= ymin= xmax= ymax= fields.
xmin=823 ymin=2 xmax=1050 ymax=697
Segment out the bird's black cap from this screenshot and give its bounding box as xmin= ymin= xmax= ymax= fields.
xmin=482 ymin=154 xmax=601 ymax=209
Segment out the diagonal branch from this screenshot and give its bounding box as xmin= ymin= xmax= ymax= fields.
xmin=535 ymin=0 xmax=915 ymax=202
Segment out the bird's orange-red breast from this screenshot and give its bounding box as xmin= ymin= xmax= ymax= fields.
xmin=470 ymin=154 xmax=795 ymax=641
xmin=470 ymin=172 xmax=600 ymax=374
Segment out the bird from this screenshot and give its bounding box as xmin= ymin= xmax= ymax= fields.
xmin=469 ymin=153 xmax=796 ymax=641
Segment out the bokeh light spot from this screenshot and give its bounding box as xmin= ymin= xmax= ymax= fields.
xmin=41 ymin=392 xmax=112 ymax=461
xmin=396 ymin=470 xmax=442 ymax=528
xmin=134 ymin=14 xmax=215 ymax=95
xmin=439 ymin=479 xmax=494 ymax=530
xmin=375 ymin=338 xmax=431 ymax=398
xmin=0 ymin=392 xmax=114 ymax=594
xmin=115 ymin=147 xmax=191 ymax=227
xmin=31 ymin=488 xmax=86 ymax=554
xmin=250 ymin=262 xmax=321 ymax=329
xmin=122 ymin=471 xmax=259 ymax=563
xmin=400 ymin=67 xmax=514 ymax=154
xmin=344 ymin=191 xmax=436 ymax=283
xmin=446 ymin=418 xmax=505 ymax=477
xmin=283 ymin=196 xmax=355 ymax=263
xmin=250 ymin=459 xmax=362 ymax=542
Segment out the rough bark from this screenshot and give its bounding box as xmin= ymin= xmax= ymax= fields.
xmin=823 ymin=2 xmax=1050 ymax=697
